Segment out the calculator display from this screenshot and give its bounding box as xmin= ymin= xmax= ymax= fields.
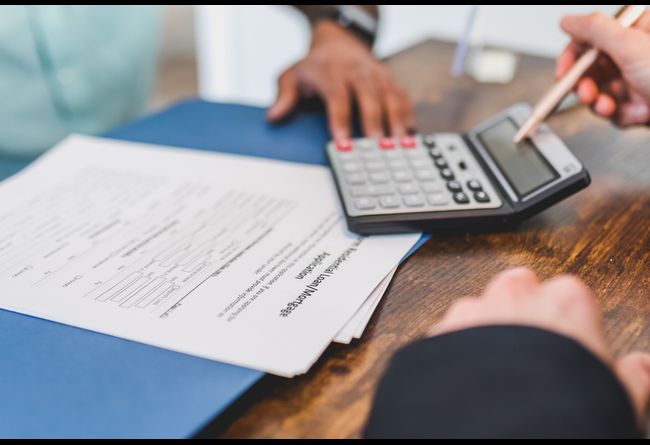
xmin=478 ymin=119 xmax=558 ymax=197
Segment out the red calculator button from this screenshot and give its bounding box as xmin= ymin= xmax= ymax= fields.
xmin=336 ymin=139 xmax=353 ymax=152
xmin=379 ymin=138 xmax=395 ymax=149
xmin=400 ymin=136 xmax=416 ymax=148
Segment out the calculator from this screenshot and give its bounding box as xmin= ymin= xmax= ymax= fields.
xmin=326 ymin=103 xmax=590 ymax=234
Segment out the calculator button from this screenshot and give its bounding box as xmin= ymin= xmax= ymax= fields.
xmin=341 ymin=161 xmax=362 ymax=173
xmin=421 ymin=182 xmax=443 ymax=193
xmin=453 ymin=192 xmax=470 ymax=204
xmin=423 ymin=135 xmax=436 ymax=148
xmin=356 ymin=140 xmax=374 ymax=151
xmin=345 ymin=173 xmax=366 ymax=185
xmin=446 ymin=180 xmax=463 ymax=193
xmin=410 ymin=158 xmax=432 ymax=170
xmin=361 ymin=151 xmax=382 ymax=161
xmin=379 ymin=195 xmax=401 ymax=209
xmin=440 ymin=168 xmax=455 ymax=180
xmin=474 ymin=191 xmax=491 ymax=203
xmin=393 ymin=170 xmax=413 ymax=183
xmin=336 ymin=139 xmax=353 ymax=152
xmin=388 ymin=159 xmax=408 ymax=171
xmin=434 ymin=158 xmax=448 ymax=169
xmin=429 ymin=147 xmax=443 ymax=158
xmin=403 ymin=194 xmax=425 ymax=207
xmin=427 ymin=193 xmax=449 ymax=206
xmin=351 ymin=184 xmax=394 ymax=197
xmin=366 ymin=160 xmax=387 ymax=172
xmin=384 ymin=150 xmax=402 ymax=160
xmin=354 ymin=197 xmax=377 ymax=210
xmin=379 ymin=138 xmax=395 ymax=149
xmin=336 ymin=151 xmax=356 ymax=160
xmin=369 ymin=172 xmax=391 ymax=184
xmin=400 ymin=136 xmax=417 ymax=148
xmin=467 ymin=179 xmax=483 ymax=191
xmin=405 ymin=149 xmax=427 ymax=160
xmin=415 ymin=170 xmax=437 ymax=182
xmin=398 ymin=183 xmax=419 ymax=194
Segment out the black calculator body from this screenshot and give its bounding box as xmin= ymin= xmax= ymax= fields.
xmin=326 ymin=103 xmax=590 ymax=235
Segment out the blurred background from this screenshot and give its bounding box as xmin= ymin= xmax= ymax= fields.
xmin=156 ymin=5 xmax=618 ymax=111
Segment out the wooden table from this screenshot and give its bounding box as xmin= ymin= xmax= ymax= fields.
xmin=202 ymin=39 xmax=650 ymax=438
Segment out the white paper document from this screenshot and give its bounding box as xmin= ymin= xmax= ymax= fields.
xmin=334 ymin=267 xmax=396 ymax=344
xmin=0 ymin=135 xmax=419 ymax=377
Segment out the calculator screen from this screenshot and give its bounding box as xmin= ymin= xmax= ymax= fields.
xmin=478 ymin=118 xmax=558 ymax=197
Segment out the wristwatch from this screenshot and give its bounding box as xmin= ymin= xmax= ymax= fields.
xmin=316 ymin=5 xmax=379 ymax=46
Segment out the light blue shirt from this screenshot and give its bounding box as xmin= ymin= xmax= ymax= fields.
xmin=0 ymin=5 xmax=161 ymax=158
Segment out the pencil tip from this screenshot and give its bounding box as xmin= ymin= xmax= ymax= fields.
xmin=513 ymin=130 xmax=525 ymax=145
xmin=514 ymin=119 xmax=537 ymax=145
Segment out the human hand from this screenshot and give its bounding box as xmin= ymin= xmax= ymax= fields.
xmin=267 ymin=20 xmax=415 ymax=140
xmin=556 ymin=11 xmax=650 ymax=127
xmin=429 ymin=267 xmax=650 ymax=425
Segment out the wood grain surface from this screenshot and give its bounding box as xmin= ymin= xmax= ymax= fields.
xmin=201 ymin=39 xmax=650 ymax=439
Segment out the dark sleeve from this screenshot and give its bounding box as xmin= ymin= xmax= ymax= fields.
xmin=364 ymin=325 xmax=642 ymax=439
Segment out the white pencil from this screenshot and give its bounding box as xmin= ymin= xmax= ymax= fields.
xmin=513 ymin=5 xmax=647 ymax=144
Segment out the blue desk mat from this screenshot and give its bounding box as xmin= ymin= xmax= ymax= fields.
xmin=0 ymin=100 xmax=428 ymax=438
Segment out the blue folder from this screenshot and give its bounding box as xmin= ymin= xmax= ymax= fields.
xmin=0 ymin=100 xmax=427 ymax=438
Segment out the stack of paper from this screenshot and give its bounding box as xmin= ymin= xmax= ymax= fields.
xmin=334 ymin=267 xmax=397 ymax=344
xmin=0 ymin=136 xmax=419 ymax=377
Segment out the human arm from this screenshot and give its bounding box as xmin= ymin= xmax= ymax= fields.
xmin=267 ymin=6 xmax=415 ymax=140
xmin=364 ymin=268 xmax=650 ymax=438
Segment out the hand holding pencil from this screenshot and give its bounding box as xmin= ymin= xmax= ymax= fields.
xmin=514 ymin=5 xmax=650 ymax=143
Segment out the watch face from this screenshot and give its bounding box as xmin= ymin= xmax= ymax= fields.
xmin=334 ymin=6 xmax=377 ymax=44
xmin=337 ymin=14 xmax=352 ymax=27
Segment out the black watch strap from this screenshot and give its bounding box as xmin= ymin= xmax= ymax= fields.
xmin=318 ymin=5 xmax=378 ymax=46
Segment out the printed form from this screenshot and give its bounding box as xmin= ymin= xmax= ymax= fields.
xmin=0 ymin=136 xmax=419 ymax=376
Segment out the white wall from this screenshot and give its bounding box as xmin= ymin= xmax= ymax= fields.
xmin=195 ymin=5 xmax=309 ymax=107
xmin=374 ymin=5 xmax=619 ymax=58
xmin=195 ymin=5 xmax=619 ymax=106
